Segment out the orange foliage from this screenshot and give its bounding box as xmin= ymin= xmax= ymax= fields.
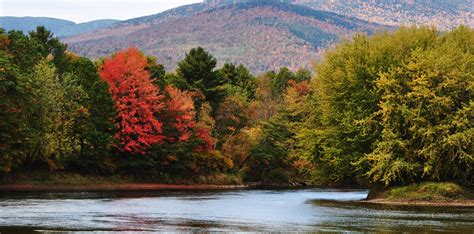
xmin=162 ymin=85 xmax=196 ymax=142
xmin=287 ymin=80 xmax=310 ymax=95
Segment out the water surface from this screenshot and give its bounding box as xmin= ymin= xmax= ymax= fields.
xmin=0 ymin=189 xmax=472 ymax=232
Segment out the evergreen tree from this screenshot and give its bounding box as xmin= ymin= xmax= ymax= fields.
xmin=176 ymin=47 xmax=228 ymax=115
xmin=219 ymin=63 xmax=257 ymax=100
xmin=29 ymin=26 xmax=69 ymax=75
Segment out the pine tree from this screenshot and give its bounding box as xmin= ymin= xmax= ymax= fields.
xmin=177 ymin=47 xmax=228 ymax=115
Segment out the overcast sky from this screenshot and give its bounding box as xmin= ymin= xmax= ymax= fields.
xmin=1 ymin=0 xmax=203 ymax=23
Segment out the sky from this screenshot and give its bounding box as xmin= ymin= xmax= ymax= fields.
xmin=0 ymin=0 xmax=202 ymax=23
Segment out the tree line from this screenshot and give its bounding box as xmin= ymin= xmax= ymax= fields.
xmin=0 ymin=26 xmax=472 ymax=186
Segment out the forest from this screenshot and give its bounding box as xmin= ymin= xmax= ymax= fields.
xmin=0 ymin=25 xmax=472 ymax=187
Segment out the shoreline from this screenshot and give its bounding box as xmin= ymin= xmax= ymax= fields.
xmin=0 ymin=183 xmax=251 ymax=191
xmin=0 ymin=182 xmax=312 ymax=191
xmin=313 ymin=198 xmax=474 ymax=208
xmin=359 ymin=198 xmax=474 ymax=208
xmin=2 ymin=183 xmax=473 ymax=208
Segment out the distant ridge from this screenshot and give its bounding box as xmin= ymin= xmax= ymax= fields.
xmin=205 ymin=0 xmax=293 ymax=6
xmin=0 ymin=17 xmax=120 ymax=37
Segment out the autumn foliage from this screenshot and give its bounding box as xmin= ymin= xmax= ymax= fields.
xmin=99 ymin=48 xmax=214 ymax=155
xmin=100 ymin=48 xmax=164 ymax=154
xmin=161 ymin=85 xmax=196 ymax=143
xmin=4 ymin=26 xmax=471 ymax=187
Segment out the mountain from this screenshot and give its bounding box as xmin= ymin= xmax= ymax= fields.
xmin=64 ymin=3 xmax=210 ymax=44
xmin=56 ymin=19 xmax=121 ymax=37
xmin=294 ymin=0 xmax=474 ymax=31
xmin=65 ymin=1 xmax=386 ymax=74
xmin=0 ymin=17 xmax=75 ymax=34
xmin=0 ymin=17 xmax=120 ymax=37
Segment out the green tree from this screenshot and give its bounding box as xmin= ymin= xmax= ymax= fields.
xmin=20 ymin=59 xmax=86 ymax=170
xmin=244 ymin=80 xmax=311 ymax=183
xmin=29 ymin=26 xmax=69 ymax=74
xmin=363 ymin=27 xmax=474 ymax=186
xmin=176 ymin=47 xmax=228 ymax=115
xmin=299 ymin=26 xmax=473 ymax=186
xmin=146 ymin=55 xmax=167 ymax=89
xmin=4 ymin=30 xmax=42 ymax=73
xmin=0 ymin=30 xmax=28 ymax=173
xmin=219 ymin=63 xmax=257 ymax=100
xmin=300 ymin=27 xmax=443 ymax=185
xmin=65 ymin=56 xmax=116 ymax=173
xmin=266 ymin=67 xmax=311 ymax=99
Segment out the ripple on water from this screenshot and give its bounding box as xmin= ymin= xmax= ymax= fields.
xmin=0 ymin=189 xmax=472 ymax=232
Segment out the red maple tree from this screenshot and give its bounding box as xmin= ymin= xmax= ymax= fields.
xmin=100 ymin=48 xmax=164 ymax=154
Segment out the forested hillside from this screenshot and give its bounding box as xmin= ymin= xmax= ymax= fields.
xmin=296 ymin=0 xmax=473 ymax=30
xmin=1 ymin=25 xmax=472 ymax=187
xmin=65 ymin=1 xmax=385 ymax=74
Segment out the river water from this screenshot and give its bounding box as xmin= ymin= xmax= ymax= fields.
xmin=0 ymin=189 xmax=472 ymax=232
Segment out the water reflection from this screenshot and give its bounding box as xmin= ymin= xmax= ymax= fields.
xmin=0 ymin=189 xmax=472 ymax=232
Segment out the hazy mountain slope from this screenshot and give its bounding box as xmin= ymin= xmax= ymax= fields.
xmin=0 ymin=17 xmax=75 ymax=34
xmin=294 ymin=0 xmax=474 ymax=30
xmin=56 ymin=19 xmax=120 ymax=37
xmin=0 ymin=17 xmax=119 ymax=37
xmin=65 ymin=2 xmax=386 ymax=74
xmin=65 ymin=3 xmax=208 ymax=44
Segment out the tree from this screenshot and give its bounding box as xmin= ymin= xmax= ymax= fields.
xmin=1 ymin=28 xmax=80 ymax=172
xmin=300 ymin=26 xmax=473 ymax=186
xmin=0 ymin=30 xmax=27 ymax=172
xmin=244 ymin=114 xmax=296 ymax=183
xmin=65 ymin=56 xmax=116 ymax=172
xmin=266 ymin=67 xmax=310 ymax=99
xmin=160 ymin=85 xmax=196 ymax=143
xmin=29 ymin=26 xmax=69 ymax=75
xmin=176 ymin=47 xmax=228 ymax=115
xmin=219 ymin=63 xmax=257 ymax=100
xmin=363 ymin=27 xmax=474 ymax=185
xmin=254 ymin=74 xmax=279 ymax=121
xmin=146 ymin=86 xmax=215 ymax=177
xmin=19 ymin=59 xmax=86 ymax=170
xmin=4 ymin=30 xmax=42 ymax=73
xmin=100 ymin=48 xmax=165 ymax=155
xmin=146 ymin=55 xmax=167 ymax=88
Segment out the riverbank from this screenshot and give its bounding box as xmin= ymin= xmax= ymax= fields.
xmin=0 ymin=172 xmax=310 ymax=191
xmin=0 ymin=172 xmax=249 ymax=191
xmin=0 ymin=183 xmax=250 ymax=191
xmin=363 ymin=182 xmax=474 ymax=208
xmin=359 ymin=199 xmax=474 ymax=207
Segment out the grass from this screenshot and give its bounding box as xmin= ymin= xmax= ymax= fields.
xmin=373 ymin=182 xmax=473 ymax=202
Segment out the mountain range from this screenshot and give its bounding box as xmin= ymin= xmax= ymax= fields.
xmin=2 ymin=0 xmax=473 ymax=73
xmin=65 ymin=2 xmax=386 ymax=73
xmin=0 ymin=17 xmax=119 ymax=37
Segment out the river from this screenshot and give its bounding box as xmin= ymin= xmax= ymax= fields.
xmin=0 ymin=189 xmax=472 ymax=232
